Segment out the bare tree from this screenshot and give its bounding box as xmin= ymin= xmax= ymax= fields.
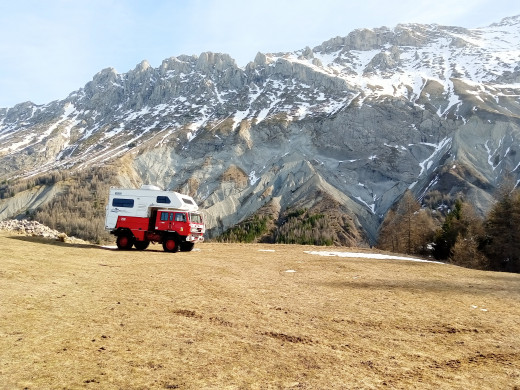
xmin=378 ymin=190 xmax=434 ymax=255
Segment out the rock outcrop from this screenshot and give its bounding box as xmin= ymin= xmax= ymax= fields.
xmin=0 ymin=219 xmax=88 ymax=244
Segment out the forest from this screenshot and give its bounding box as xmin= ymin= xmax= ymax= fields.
xmin=377 ymin=185 xmax=520 ymax=273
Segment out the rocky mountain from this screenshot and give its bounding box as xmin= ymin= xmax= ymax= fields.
xmin=1 ymin=15 xmax=520 ymax=244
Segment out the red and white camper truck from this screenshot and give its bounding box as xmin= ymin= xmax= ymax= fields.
xmin=105 ymin=185 xmax=205 ymax=252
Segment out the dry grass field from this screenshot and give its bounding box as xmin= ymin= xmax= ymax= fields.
xmin=1 ymin=232 xmax=520 ymax=389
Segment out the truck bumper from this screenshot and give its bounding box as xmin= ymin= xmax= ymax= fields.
xmin=186 ymin=234 xmax=204 ymax=242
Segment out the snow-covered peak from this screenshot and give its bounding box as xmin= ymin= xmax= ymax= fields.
xmin=489 ymin=14 xmax=520 ymax=28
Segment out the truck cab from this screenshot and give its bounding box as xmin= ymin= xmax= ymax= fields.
xmin=156 ymin=210 xmax=188 ymax=232
xmin=155 ymin=210 xmax=204 ymax=243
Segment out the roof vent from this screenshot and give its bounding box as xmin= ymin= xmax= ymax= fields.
xmin=141 ymin=184 xmax=162 ymax=191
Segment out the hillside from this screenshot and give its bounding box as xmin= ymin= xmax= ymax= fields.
xmin=1 ymin=232 xmax=519 ymax=389
xmin=1 ymin=16 xmax=520 ymax=244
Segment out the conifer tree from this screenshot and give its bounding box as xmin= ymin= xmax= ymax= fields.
xmin=483 ymin=184 xmax=520 ymax=272
xmin=433 ymin=199 xmax=464 ymax=260
xmin=449 ymin=202 xmax=487 ymax=269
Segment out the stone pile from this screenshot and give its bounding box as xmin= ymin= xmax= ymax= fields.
xmin=0 ymin=219 xmax=88 ymax=244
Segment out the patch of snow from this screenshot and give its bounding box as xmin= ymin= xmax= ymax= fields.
xmin=313 ymin=49 xmax=342 ymax=66
xmin=304 ymin=250 xmax=445 ymax=264
xmin=418 ymin=137 xmax=452 ymax=176
xmin=249 ymin=170 xmax=259 ymax=185
xmin=355 ymin=196 xmax=376 ymax=214
xmin=186 ymin=106 xmax=212 ymax=142
xmin=294 ymin=102 xmax=311 ymax=119
xmin=37 ymin=102 xmax=78 ymax=143
xmin=484 ymin=137 xmax=505 ymax=171
xmin=0 ymin=136 xmax=34 ymax=153
xmin=233 ymin=109 xmax=250 ymax=130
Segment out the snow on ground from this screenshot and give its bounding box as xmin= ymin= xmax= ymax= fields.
xmin=232 ymin=109 xmax=250 ymax=130
xmin=249 ymin=170 xmax=259 ymax=185
xmin=304 ymin=250 xmax=445 ymax=264
xmin=417 ymin=136 xmax=452 ymax=177
xmin=355 ymin=196 xmax=376 ymax=214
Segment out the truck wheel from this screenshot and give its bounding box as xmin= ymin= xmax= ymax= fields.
xmin=180 ymin=242 xmax=195 ymax=252
xmin=134 ymin=240 xmax=150 ymax=250
xmin=162 ymin=237 xmax=178 ymax=253
xmin=116 ymin=234 xmax=133 ymax=250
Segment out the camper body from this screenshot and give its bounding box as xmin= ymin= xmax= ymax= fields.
xmin=105 ymin=186 xmax=205 ymax=252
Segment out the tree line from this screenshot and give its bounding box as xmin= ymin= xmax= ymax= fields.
xmin=29 ymin=167 xmax=118 ymax=244
xmin=377 ymin=184 xmax=520 ymax=273
xmin=0 ymin=171 xmax=69 ymax=199
xmin=217 ymin=208 xmax=335 ymax=246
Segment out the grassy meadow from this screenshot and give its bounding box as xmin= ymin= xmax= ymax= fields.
xmin=1 ymin=232 xmax=519 ymax=389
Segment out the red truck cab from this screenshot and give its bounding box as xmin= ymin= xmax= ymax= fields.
xmin=155 ymin=210 xmax=204 ymax=243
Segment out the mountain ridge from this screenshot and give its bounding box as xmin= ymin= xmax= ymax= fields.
xmin=1 ymin=15 xmax=520 ymax=244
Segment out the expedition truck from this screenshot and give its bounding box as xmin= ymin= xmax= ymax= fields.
xmin=105 ymin=185 xmax=205 ymax=252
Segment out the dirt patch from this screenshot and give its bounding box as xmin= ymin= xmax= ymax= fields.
xmin=220 ymin=164 xmax=248 ymax=187
xmin=1 ymin=234 xmax=519 ymax=389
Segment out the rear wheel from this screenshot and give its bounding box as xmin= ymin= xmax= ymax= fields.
xmin=162 ymin=237 xmax=178 ymax=253
xmin=116 ymin=234 xmax=133 ymax=250
xmin=180 ymin=242 xmax=195 ymax=252
xmin=134 ymin=240 xmax=150 ymax=250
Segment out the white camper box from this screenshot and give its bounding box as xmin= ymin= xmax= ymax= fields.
xmin=105 ymin=185 xmax=199 ymax=230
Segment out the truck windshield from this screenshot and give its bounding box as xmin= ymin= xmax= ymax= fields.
xmin=190 ymin=213 xmax=203 ymax=224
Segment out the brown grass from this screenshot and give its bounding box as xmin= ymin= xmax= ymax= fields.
xmin=1 ymin=232 xmax=520 ymax=389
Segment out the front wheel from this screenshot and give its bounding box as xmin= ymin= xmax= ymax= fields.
xmin=162 ymin=237 xmax=178 ymax=253
xmin=116 ymin=234 xmax=133 ymax=250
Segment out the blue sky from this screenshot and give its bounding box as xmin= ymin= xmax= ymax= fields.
xmin=0 ymin=0 xmax=519 ymax=108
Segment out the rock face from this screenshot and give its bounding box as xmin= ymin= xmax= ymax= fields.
xmin=1 ymin=16 xmax=520 ymax=244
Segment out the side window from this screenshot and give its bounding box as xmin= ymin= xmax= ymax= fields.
xmin=175 ymin=213 xmax=186 ymax=222
xmin=157 ymin=196 xmax=171 ymax=204
xmin=160 ymin=212 xmax=169 ymax=221
xmin=182 ymin=197 xmax=194 ymax=205
xmin=112 ymin=198 xmax=134 ymax=208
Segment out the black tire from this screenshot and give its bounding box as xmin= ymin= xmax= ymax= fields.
xmin=162 ymin=237 xmax=178 ymax=253
xmin=134 ymin=240 xmax=150 ymax=250
xmin=116 ymin=234 xmax=133 ymax=250
xmin=180 ymin=242 xmax=195 ymax=252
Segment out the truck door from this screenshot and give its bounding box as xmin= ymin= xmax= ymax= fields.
xmin=156 ymin=211 xmax=174 ymax=231
xmin=174 ymin=212 xmax=188 ymax=234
